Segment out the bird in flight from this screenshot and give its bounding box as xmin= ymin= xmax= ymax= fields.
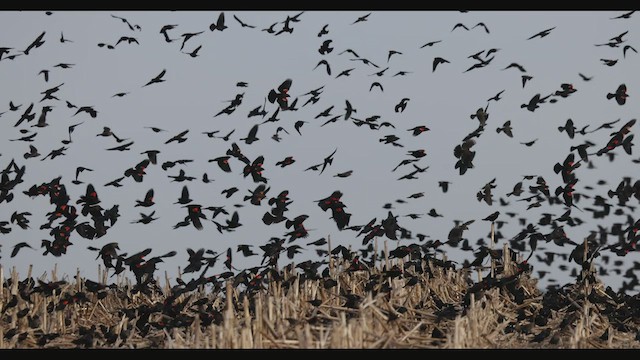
xmin=143 ymin=69 xmax=166 ymax=87
xmin=351 ymin=13 xmax=371 ymax=25
xmin=527 ymin=27 xmax=556 ymax=40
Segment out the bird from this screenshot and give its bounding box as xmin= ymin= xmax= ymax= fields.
xmin=527 ymin=27 xmax=555 ymax=40
xmin=623 ymin=45 xmax=637 ymax=58
xmin=520 ymin=138 xmax=538 ymax=147
xmin=183 ymin=45 xmax=202 ymax=58
xmin=487 ymin=90 xmax=505 ymax=102
xmin=135 ymin=189 xmax=155 ymax=207
xmin=502 ymin=62 xmax=527 ymax=72
xmin=420 ymin=40 xmax=441 ymax=48
xmin=521 ymin=75 xmax=533 ymax=88
xmin=175 ymin=186 xmax=192 ymax=205
xmin=210 ymin=12 xmax=228 ymax=32
xmin=143 ymin=69 xmax=166 ymax=87
xmin=351 ymin=13 xmax=371 ymax=25
xmin=313 ymin=59 xmax=331 ymax=75
xmin=165 ymin=129 xmax=189 ymax=144
xmin=23 ymin=31 xmax=46 ymax=55
xmin=294 ymin=121 xmax=307 ymax=135
xmin=388 ymin=50 xmax=402 ymax=62
xmin=335 ymin=68 xmax=355 ymax=78
xmin=131 ymin=211 xmax=158 ymax=225
xmin=240 ymin=124 xmax=260 ymax=145
xmin=472 ymin=22 xmax=490 ymax=33
xmin=179 ymin=31 xmax=203 ymax=50
xmin=317 ymin=24 xmax=329 ymax=37
xmin=233 ymin=14 xmax=255 ymax=28
xmin=578 ymin=73 xmax=593 ymax=81
xmin=607 ymin=84 xmax=628 ymax=105
xmin=496 ymin=121 xmax=513 ymax=138
xmin=369 ymin=82 xmax=384 ymax=92
xmin=452 ymin=23 xmax=469 ymax=32
xmin=267 ymin=79 xmax=292 ymax=110
xmin=159 ymin=24 xmax=178 ymax=42
xmin=611 ymin=10 xmax=635 ymax=19
xmin=395 ymin=98 xmax=410 ymax=113
xmin=432 ymin=57 xmax=450 ymax=72
xmin=318 ymin=39 xmax=333 ymax=54
xmin=11 ymin=242 xmax=33 ymax=258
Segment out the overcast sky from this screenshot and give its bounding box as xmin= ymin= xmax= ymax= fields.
xmin=0 ymin=11 xmax=639 ymax=291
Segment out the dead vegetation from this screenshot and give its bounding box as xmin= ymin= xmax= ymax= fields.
xmin=1 ymin=243 xmax=639 ymax=349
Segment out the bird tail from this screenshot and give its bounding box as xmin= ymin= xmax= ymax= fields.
xmin=606 ymin=93 xmax=615 ymax=100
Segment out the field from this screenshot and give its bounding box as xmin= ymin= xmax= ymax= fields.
xmin=1 ymin=243 xmax=639 ymax=349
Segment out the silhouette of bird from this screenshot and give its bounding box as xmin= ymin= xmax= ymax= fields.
xmin=607 ymin=84 xmax=628 ymax=105
xmin=233 ymin=14 xmax=255 ymax=28
xmin=351 ymin=13 xmax=371 ymax=25
xmin=452 ymin=23 xmax=469 ymax=31
xmin=209 ymin=12 xmax=228 ymax=32
xmin=527 ymin=27 xmax=555 ymax=40
xmin=433 ymin=57 xmax=450 ymax=72
xmin=473 ymin=22 xmax=490 ymax=33
xmin=143 ymin=69 xmax=166 ymax=87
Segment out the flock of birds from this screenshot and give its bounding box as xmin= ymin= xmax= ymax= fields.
xmin=1 ymin=10 xmax=640 ymax=298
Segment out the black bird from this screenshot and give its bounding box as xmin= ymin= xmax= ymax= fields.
xmin=483 ymin=211 xmax=500 ymax=222
xmin=336 ymin=68 xmax=355 ymax=78
xmin=607 ymin=84 xmax=628 ymax=105
xmin=159 ymin=24 xmax=178 ymax=42
xmin=174 ymin=185 xmax=193 ymax=205
xmin=165 ymin=129 xmax=189 ymax=144
xmin=143 ymin=69 xmax=166 ymax=87
xmin=131 ymin=211 xmax=157 ymax=225
xmin=578 ymin=73 xmax=592 ymax=81
xmin=23 ymin=31 xmax=46 ymax=55
xmin=11 ymin=242 xmax=33 ymax=258
xmin=233 ymin=14 xmax=255 ymax=28
xmin=240 ymin=124 xmax=260 ymax=145
xmin=318 ymin=24 xmax=329 ymax=37
xmin=438 ymin=181 xmax=450 ymax=193
xmin=433 ymin=57 xmax=450 ymax=72
xmin=59 ymin=32 xmax=73 ymax=43
xmin=268 ymin=79 xmax=292 ymax=110
xmin=520 ymin=138 xmax=538 ymax=147
xmin=294 ymin=121 xmax=307 ymax=135
xmin=395 ymin=98 xmax=410 ymax=113
xmin=221 ymin=187 xmax=239 ymax=198
xmin=210 ymin=12 xmax=228 ymax=32
xmin=420 ymin=40 xmax=441 ymax=48
xmin=558 ymin=119 xmax=576 ymax=139
xmin=313 ymin=59 xmax=331 ymax=75
xmin=452 ymin=23 xmax=469 ymax=32
xmin=527 ymin=27 xmax=555 ymax=40
xmin=210 ymin=156 xmax=232 ymax=173
xmin=600 ymin=58 xmax=618 ymax=66
xmin=318 ymin=39 xmax=333 ymax=55
xmin=611 ymin=10 xmax=635 ymax=19
xmin=496 ymin=120 xmax=513 ymax=138
xmin=183 ymin=45 xmax=202 ymax=58
xmin=351 ymin=13 xmax=371 ymax=25
xmin=623 ymin=45 xmax=637 ymax=58
xmin=136 ymin=189 xmax=155 ymax=207
xmin=473 ymin=22 xmax=490 ymax=33
xmin=521 ymin=75 xmax=533 ymax=88
xmin=503 ymin=62 xmax=527 ymax=72
xmin=488 ymin=90 xmax=505 ymax=102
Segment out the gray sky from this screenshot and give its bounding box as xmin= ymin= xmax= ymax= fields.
xmin=0 ymin=11 xmax=639 ymax=291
